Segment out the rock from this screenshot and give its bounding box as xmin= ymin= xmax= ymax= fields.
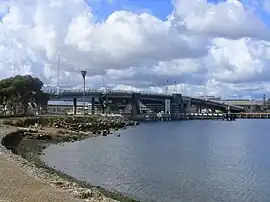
xmin=33 ymin=123 xmax=42 ymax=129
xmin=75 ymin=190 xmax=94 ymax=199
xmin=36 ymin=134 xmax=52 ymax=140
xmin=102 ymin=130 xmax=108 ymax=136
xmin=134 ymin=121 xmax=139 ymax=125
xmin=57 ymin=129 xmax=65 ymax=134
xmin=73 ymin=191 xmax=81 ymax=198
xmin=54 ymin=181 xmax=65 ymax=186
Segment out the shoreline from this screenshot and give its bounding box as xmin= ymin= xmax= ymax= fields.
xmin=0 ymin=116 xmax=139 ymax=202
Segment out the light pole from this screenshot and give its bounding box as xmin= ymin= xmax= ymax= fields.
xmin=263 ymin=93 xmax=266 ymax=111
xmin=81 ymin=70 xmax=87 ymax=115
xmin=173 ymin=81 xmax=176 ymax=93
xmin=165 ymin=80 xmax=169 ymax=94
xmin=57 ymin=53 xmax=60 ymax=95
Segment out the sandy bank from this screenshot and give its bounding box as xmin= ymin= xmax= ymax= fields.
xmin=0 ymin=116 xmax=138 ymax=202
xmin=0 ymin=127 xmax=85 ymax=202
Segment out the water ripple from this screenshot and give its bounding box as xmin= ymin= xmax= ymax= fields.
xmin=42 ymin=120 xmax=270 ymax=202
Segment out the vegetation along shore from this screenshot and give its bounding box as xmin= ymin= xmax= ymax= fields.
xmin=0 ymin=115 xmax=139 ymax=202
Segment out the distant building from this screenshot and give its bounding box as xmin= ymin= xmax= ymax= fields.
xmin=223 ymin=99 xmax=265 ymax=112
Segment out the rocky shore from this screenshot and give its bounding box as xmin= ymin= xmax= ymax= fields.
xmin=2 ymin=115 xmax=138 ymax=141
xmin=0 ymin=115 xmax=139 ymax=202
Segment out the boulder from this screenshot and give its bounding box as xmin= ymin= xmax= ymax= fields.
xmin=102 ymin=130 xmax=108 ymax=136
xmin=36 ymin=133 xmax=52 ymax=140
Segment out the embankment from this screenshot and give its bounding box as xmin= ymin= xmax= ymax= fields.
xmin=0 ymin=116 xmax=139 ymax=202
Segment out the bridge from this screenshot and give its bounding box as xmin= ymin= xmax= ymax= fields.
xmin=49 ymin=90 xmax=244 ymax=119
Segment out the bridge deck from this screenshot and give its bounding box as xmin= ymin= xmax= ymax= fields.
xmin=50 ymin=91 xmax=244 ymax=112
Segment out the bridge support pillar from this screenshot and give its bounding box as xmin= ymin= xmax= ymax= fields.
xmin=172 ymin=94 xmax=184 ymax=119
xmin=210 ymin=108 xmax=216 ymax=113
xmin=165 ymin=98 xmax=171 ymax=114
xmin=91 ymin=97 xmax=95 ymax=114
xmin=73 ymin=97 xmax=77 ymax=115
xmin=131 ymin=93 xmax=141 ymax=118
xmin=196 ymin=105 xmax=202 ymax=113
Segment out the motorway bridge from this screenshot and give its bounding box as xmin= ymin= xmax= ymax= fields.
xmin=49 ymin=90 xmax=244 ymax=118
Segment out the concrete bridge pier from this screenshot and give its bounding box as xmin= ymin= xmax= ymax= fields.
xmin=196 ymin=105 xmax=202 ymax=113
xmin=180 ymin=98 xmax=191 ymax=115
xmin=91 ymin=97 xmax=95 ymax=114
xmin=164 ymin=98 xmax=171 ymax=114
xmin=73 ymin=97 xmax=77 ymax=115
xmin=187 ymin=98 xmax=192 ymax=110
xmin=99 ymin=96 xmax=105 ymax=114
xmin=172 ymin=94 xmax=184 ymax=119
xmin=210 ymin=108 xmax=216 ymax=113
xmin=131 ymin=93 xmax=141 ymax=118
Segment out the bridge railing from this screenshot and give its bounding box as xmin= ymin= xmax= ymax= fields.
xmin=53 ymin=88 xmax=174 ymax=96
xmin=190 ymin=97 xmax=244 ymax=110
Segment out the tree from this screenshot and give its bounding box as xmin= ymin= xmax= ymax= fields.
xmin=34 ymin=91 xmax=50 ymax=113
xmin=0 ymin=75 xmax=49 ymax=115
xmin=0 ymin=77 xmax=18 ymax=114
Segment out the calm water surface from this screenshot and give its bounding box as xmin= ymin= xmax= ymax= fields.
xmin=42 ymin=120 xmax=270 ymax=202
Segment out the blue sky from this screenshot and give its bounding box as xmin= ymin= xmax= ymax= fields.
xmin=1 ymin=0 xmax=270 ymax=97
xmin=1 ymin=0 xmax=269 ymax=24
xmin=88 ymin=0 xmax=173 ymax=20
xmin=87 ymin=0 xmax=270 ymax=26
xmin=88 ymin=0 xmax=230 ymax=21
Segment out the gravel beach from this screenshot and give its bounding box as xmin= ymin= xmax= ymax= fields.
xmin=0 ymin=126 xmax=83 ymax=202
xmin=0 ymin=116 xmax=132 ymax=202
xmin=0 ymin=155 xmax=83 ymax=202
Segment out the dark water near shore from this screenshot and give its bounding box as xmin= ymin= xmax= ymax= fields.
xmin=42 ymin=120 xmax=270 ymax=202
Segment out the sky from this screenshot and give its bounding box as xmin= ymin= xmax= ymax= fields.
xmin=1 ymin=0 xmax=270 ymax=99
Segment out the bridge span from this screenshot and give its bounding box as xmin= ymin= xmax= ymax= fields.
xmin=49 ymin=90 xmax=244 ymax=119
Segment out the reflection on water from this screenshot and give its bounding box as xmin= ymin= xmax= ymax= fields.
xmin=42 ymin=120 xmax=270 ymax=202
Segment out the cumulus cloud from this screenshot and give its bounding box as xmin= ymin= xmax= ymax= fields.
xmin=172 ymin=0 xmax=270 ymax=40
xmin=0 ymin=0 xmax=270 ymax=98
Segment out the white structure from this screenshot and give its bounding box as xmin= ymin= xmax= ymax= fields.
xmin=165 ymin=99 xmax=171 ymax=113
xmin=47 ymin=100 xmax=96 ymax=114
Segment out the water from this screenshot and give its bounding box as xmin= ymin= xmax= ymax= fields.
xmin=42 ymin=120 xmax=270 ymax=202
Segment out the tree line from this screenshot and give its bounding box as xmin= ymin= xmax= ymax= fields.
xmin=0 ymin=75 xmax=50 ymax=115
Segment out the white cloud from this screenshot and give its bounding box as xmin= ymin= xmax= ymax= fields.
xmin=0 ymin=0 xmax=270 ymax=98
xmin=172 ymin=0 xmax=270 ymax=40
xmin=264 ymin=0 xmax=270 ymax=12
xmin=209 ymin=38 xmax=270 ymax=83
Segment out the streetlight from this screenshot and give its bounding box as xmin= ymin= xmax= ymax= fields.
xmin=81 ymin=70 xmax=87 ymax=115
xmin=263 ymin=93 xmax=266 ymax=111
xmin=165 ymin=80 xmax=169 ymax=94
xmin=173 ymin=81 xmax=176 ymax=93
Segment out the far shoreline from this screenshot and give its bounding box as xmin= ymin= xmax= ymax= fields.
xmin=0 ymin=115 xmax=140 ymax=202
